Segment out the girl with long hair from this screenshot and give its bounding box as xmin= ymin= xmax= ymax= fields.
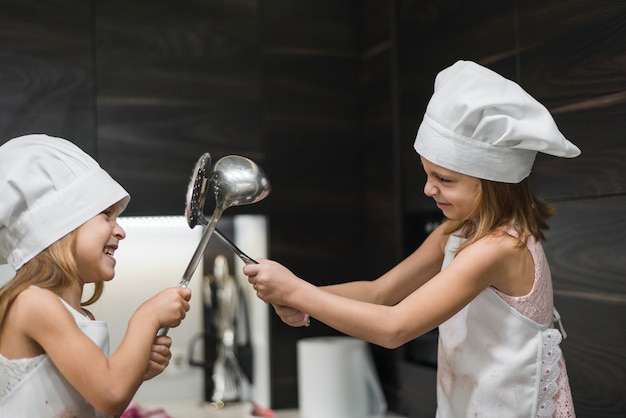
xmin=245 ymin=61 xmax=578 ymax=417
xmin=0 ymin=134 xmax=191 ymax=417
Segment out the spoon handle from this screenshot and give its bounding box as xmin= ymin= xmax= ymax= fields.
xmin=157 ymin=207 xmax=223 ymax=337
xmin=214 ymin=229 xmax=258 ymax=265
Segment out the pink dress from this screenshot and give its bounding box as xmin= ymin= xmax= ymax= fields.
xmin=493 ymin=235 xmax=576 ymax=417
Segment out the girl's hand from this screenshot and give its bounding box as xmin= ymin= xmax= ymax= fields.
xmin=273 ymin=305 xmax=310 ymax=327
xmin=143 ymin=336 xmax=172 ymax=380
xmin=243 ymin=259 xmax=301 ymax=306
xmin=141 ymin=287 xmax=192 ymax=330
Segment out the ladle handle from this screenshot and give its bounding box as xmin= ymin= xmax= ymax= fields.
xmin=214 ymin=229 xmax=258 ymax=265
xmin=157 ymin=207 xmax=223 ymax=337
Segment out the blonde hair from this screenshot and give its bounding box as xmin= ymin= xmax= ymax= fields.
xmin=0 ymin=230 xmax=103 ymax=328
xmin=444 ymin=177 xmax=554 ymax=251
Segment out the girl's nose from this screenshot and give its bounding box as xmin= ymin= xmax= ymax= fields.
xmin=114 ymin=223 xmax=126 ymax=240
xmin=424 ymin=179 xmax=437 ymax=197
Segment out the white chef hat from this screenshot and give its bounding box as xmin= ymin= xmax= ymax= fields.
xmin=0 ymin=134 xmax=130 ymax=270
xmin=414 ymin=60 xmax=580 ymax=183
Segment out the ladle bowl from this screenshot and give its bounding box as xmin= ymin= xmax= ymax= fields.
xmin=210 ymin=155 xmax=271 ymax=209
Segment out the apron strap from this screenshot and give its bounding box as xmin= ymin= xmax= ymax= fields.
xmin=552 ymin=307 xmax=567 ymax=340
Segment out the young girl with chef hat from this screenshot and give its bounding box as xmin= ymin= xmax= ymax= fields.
xmin=245 ymin=61 xmax=578 ymax=417
xmin=0 ymin=134 xmax=192 ymax=417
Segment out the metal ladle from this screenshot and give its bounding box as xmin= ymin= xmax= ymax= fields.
xmin=157 ymin=153 xmax=270 ymax=336
xmin=185 ymin=153 xmax=260 ymax=266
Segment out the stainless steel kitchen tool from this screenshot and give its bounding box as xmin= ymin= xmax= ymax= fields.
xmin=213 ymin=229 xmax=258 ymax=265
xmin=211 ymin=255 xmax=248 ymax=404
xmin=157 ymin=153 xmax=270 ymax=336
xmin=183 ymin=153 xmax=259 ymax=265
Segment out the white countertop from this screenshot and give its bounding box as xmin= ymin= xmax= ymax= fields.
xmin=139 ymin=399 xmax=404 ymax=418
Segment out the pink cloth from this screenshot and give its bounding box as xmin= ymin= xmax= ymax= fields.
xmin=121 ymin=403 xmax=172 ymax=418
xmin=493 ymin=235 xmax=575 ymax=417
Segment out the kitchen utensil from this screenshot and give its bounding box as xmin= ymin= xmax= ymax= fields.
xmin=214 ymin=229 xmax=258 ymax=265
xmin=183 ymin=153 xmax=259 ymax=265
xmin=187 ymin=254 xmax=254 ymax=403
xmin=157 ymin=154 xmax=270 ymax=336
xmin=211 ymin=255 xmax=248 ymax=404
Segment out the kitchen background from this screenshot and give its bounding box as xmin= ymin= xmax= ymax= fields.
xmin=0 ymin=1 xmax=625 ymax=417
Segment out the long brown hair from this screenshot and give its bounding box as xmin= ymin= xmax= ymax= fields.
xmin=0 ymin=230 xmax=103 ymax=328
xmin=444 ymin=177 xmax=554 ymax=251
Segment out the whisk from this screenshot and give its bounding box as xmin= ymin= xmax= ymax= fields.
xmin=211 ymin=256 xmax=247 ymax=405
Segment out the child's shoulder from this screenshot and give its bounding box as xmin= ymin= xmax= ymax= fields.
xmin=16 ymin=285 xmax=59 ymax=301
xmin=12 ymin=287 xmax=71 ymax=320
xmin=3 ymin=288 xmax=75 ymax=357
xmin=466 ymin=229 xmax=526 ymax=260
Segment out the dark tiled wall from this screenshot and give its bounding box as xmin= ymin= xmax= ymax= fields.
xmin=1 ymin=1 xmax=624 ymax=416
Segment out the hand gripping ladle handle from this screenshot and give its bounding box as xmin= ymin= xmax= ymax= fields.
xmin=156 ymin=207 xmax=223 ymax=337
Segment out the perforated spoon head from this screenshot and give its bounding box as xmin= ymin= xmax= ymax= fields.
xmin=185 ymin=153 xmax=211 ymax=228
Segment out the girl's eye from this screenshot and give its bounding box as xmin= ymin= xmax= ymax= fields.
xmin=102 ymin=206 xmax=116 ymax=217
xmin=437 ymin=175 xmax=451 ymax=183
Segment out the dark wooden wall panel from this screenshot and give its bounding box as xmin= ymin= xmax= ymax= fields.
xmin=532 ymin=104 xmax=626 ymax=200
xmin=261 ymin=0 xmax=362 ymax=408
xmin=361 ymin=0 xmax=399 ymax=285
xmin=1 ymin=1 xmax=624 ymax=416
xmin=545 ymin=197 xmax=626 ymax=416
xmin=0 ymin=0 xmax=94 ymax=152
xmin=554 ymin=295 xmax=626 ymax=417
xmin=548 ymin=197 xmax=626 ymax=294
xmin=95 ymin=0 xmax=261 ymax=216
xmin=519 ymin=0 xmax=626 ymax=201
xmin=360 ymin=0 xmax=405 ymax=412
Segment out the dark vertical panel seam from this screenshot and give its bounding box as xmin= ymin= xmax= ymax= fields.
xmin=257 ymin=0 xmax=277 ymax=407
xmin=513 ymin=0 xmax=521 ymax=83
xmin=90 ymin=0 xmax=99 ymax=160
xmin=354 ymin=0 xmax=367 ymax=278
xmin=390 ymin=0 xmax=403 ymax=262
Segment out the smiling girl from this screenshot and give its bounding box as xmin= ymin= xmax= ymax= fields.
xmin=244 ymin=61 xmax=579 ymax=417
xmin=0 ymin=134 xmax=192 ymax=417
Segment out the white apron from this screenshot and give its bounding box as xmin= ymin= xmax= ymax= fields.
xmin=435 ymin=235 xmax=564 ymax=418
xmin=0 ymin=298 xmax=112 ymax=418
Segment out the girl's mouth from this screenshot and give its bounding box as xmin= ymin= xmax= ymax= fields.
xmin=104 ymin=245 xmax=117 ymax=256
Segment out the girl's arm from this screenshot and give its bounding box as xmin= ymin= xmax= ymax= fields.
xmin=13 ymin=286 xmax=190 ymax=416
xmin=269 ymin=221 xmax=450 ymax=327
xmin=321 ymin=221 xmax=451 ymax=305
xmin=247 ymin=228 xmax=528 ymax=349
